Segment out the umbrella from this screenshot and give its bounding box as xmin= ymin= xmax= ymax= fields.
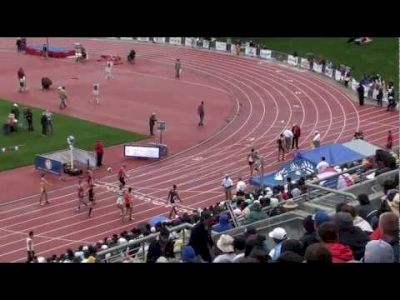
xmin=149 ymin=215 xmax=169 ymax=226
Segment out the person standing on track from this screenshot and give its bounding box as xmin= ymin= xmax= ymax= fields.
xmin=248 ymin=149 xmax=256 ymax=177
xmin=86 ymin=169 xmax=94 ymax=186
xmin=95 ymin=140 xmax=104 ymax=168
xmin=221 ymin=175 xmax=234 ymax=201
xmin=76 ymin=179 xmax=88 ymax=211
xmin=277 ymin=134 xmax=285 ymax=161
xmin=17 ymin=67 xmax=27 ymax=92
xmin=312 ymin=131 xmax=321 ymax=148
xmin=39 ymin=174 xmax=51 ymax=206
xmin=87 ymin=184 xmax=95 ymax=218
xmin=175 ymin=59 xmax=182 ymax=79
xmin=57 ymin=86 xmax=68 ymax=110
xmin=26 ymin=231 xmax=35 ymax=263
xmin=116 ymin=183 xmax=125 ymax=217
xmin=291 ymin=123 xmax=301 ymax=150
xmin=386 ymin=130 xmax=393 ymax=150
xmin=105 ymin=61 xmax=113 ymax=79
xmin=168 ymin=184 xmax=181 ymax=219
xmin=197 ymin=101 xmax=205 ymax=126
xmin=149 ymin=113 xmax=157 ymax=136
xmin=127 ymin=49 xmax=136 ymax=64
xmin=123 ymin=187 xmax=134 ymax=222
xmin=357 ymin=83 xmax=365 ymax=106
xmin=118 ymin=164 xmax=128 ymax=186
xmin=91 ymin=83 xmax=100 ymax=105
xmin=283 ymin=128 xmax=294 ymax=153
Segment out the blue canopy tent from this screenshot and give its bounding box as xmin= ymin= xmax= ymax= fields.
xmin=250 ymin=143 xmax=367 ymax=187
xmin=295 ymin=143 xmax=366 ymax=165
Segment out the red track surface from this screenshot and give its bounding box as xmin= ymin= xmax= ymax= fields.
xmin=0 ymin=38 xmax=398 ymax=262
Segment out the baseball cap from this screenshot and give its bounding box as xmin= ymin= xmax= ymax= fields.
xmin=268 ymin=227 xmax=287 ymax=240
xmin=313 ymin=211 xmax=330 ymax=227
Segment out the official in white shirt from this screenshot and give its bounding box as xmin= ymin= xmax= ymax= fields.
xmin=316 ymin=156 xmax=329 ymax=174
xmin=236 ymin=177 xmax=247 ymax=196
xmin=313 ymin=130 xmax=321 ymax=148
xmin=222 ymin=175 xmax=234 ymax=200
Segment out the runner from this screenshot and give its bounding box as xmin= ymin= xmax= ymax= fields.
xmin=386 ymin=130 xmax=393 ymax=150
xmin=76 ymin=179 xmax=88 ymax=211
xmin=278 ymin=134 xmax=285 ymax=161
xmin=91 ymin=83 xmax=100 ymax=105
xmin=118 ymin=164 xmax=128 ymax=186
xmin=17 ymin=67 xmax=26 ymax=92
xmin=86 ymin=169 xmax=94 ymax=186
xmin=105 ymin=61 xmax=113 ymax=79
xmin=26 ymin=231 xmax=34 ymax=263
xmin=123 ymin=187 xmax=134 ymax=222
xmin=168 ymin=184 xmax=181 ymax=219
xmin=197 ymin=101 xmax=205 ymax=126
xmin=175 ymin=58 xmax=182 ymax=79
xmin=116 ymin=184 xmax=125 ymax=217
xmin=247 ymin=149 xmax=256 ymax=177
xmin=87 ymin=184 xmax=95 ymax=218
xmin=39 ymin=174 xmax=51 ymax=206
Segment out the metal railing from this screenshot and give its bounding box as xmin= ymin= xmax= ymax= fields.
xmin=96 ymin=223 xmax=193 ymax=263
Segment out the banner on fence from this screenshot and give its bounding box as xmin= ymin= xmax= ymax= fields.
xmin=169 ymin=37 xmax=182 ymax=45
xmin=300 ymin=58 xmax=310 ymax=69
xmin=137 ymin=37 xmax=149 ymax=42
xmin=153 ymin=37 xmax=166 ymax=43
xmin=120 ymin=37 xmax=133 ymax=40
xmin=313 ymin=63 xmax=322 ymax=73
xmin=202 ymin=40 xmax=210 ymax=49
xmin=185 ymin=38 xmax=194 ymax=47
xmin=260 ymin=49 xmax=272 ymax=60
xmin=325 ymin=66 xmax=333 ymax=78
xmin=215 ymin=41 xmax=227 ymax=51
xmin=245 ymin=46 xmax=257 ymax=57
xmin=334 ymin=70 xmax=342 ymax=81
xmin=287 ymin=55 xmax=298 ymax=66
xmin=35 ymin=156 xmax=63 ymax=175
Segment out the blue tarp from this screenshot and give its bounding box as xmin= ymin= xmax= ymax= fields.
xmin=295 ymin=143 xmax=365 ymax=166
xmin=249 ymin=143 xmax=367 ymax=187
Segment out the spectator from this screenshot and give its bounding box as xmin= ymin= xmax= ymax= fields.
xmin=363 ymin=240 xmax=395 ymax=263
xmin=181 ymin=246 xmax=201 ymax=263
xmin=277 ymin=251 xmax=304 ymax=263
xmin=334 ymin=212 xmax=369 ymax=260
xmin=244 ymin=200 xmax=268 ymax=224
xmin=11 ymin=104 xmax=20 ymax=121
xmin=316 ymin=156 xmax=329 ymax=174
xmin=378 ymin=212 xmax=399 ymax=262
xmin=268 ymin=227 xmax=288 ymax=261
xmin=280 ymin=239 xmax=305 ymax=258
xmin=189 ymin=211 xmax=214 ymax=262
xmin=232 ymin=237 xmax=246 ymax=262
xmin=146 ymin=229 xmax=175 ymax=263
xmin=305 ymin=243 xmax=332 ymax=263
xmin=318 ymin=222 xmax=354 ymax=263
xmin=388 ymin=193 xmax=399 ymax=217
xmin=282 ymin=199 xmax=298 ymax=212
xmin=213 ymin=234 xmax=235 ymax=263
xmin=236 ymin=177 xmax=246 ymax=197
xmin=313 ymin=211 xmax=330 ymax=228
xmin=212 ymin=214 xmax=233 ymax=233
xmin=340 ymin=204 xmax=372 ymax=234
xmin=300 ymin=215 xmax=318 ymax=250
xmin=268 ymin=197 xmax=282 ymax=217
xmin=356 ymin=194 xmax=379 ymax=224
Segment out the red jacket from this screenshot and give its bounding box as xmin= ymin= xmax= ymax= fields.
xmin=292 ymin=125 xmax=301 ymax=137
xmin=370 ymin=228 xmax=381 ymax=240
xmin=95 ymin=142 xmax=104 ymax=154
xmin=326 ymin=242 xmax=354 ymax=263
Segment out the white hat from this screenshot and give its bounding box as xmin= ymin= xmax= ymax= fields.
xmin=268 ymin=227 xmax=287 ymax=240
xmin=150 ymin=226 xmax=156 ymax=233
xmin=216 ymin=234 xmax=234 ymax=253
xmin=13 ymin=103 xmax=18 ymax=107
xmin=37 ymin=257 xmax=46 ymax=263
xmin=156 ymin=256 xmax=169 ymax=263
xmin=118 ymin=237 xmax=127 ymax=244
xmin=82 ymin=245 xmax=89 ymax=251
xmin=233 ymin=208 xmax=242 ymax=216
xmin=101 ymin=244 xmax=108 ymax=250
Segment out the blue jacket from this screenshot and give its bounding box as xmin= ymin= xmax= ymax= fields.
xmin=212 ymin=214 xmax=233 ymax=233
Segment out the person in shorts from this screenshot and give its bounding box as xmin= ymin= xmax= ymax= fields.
xmin=248 ymin=149 xmax=256 ymax=177
xmin=76 ymin=179 xmax=87 ymax=211
xmin=118 ymin=164 xmax=128 ymax=186
xmin=87 ymin=185 xmax=95 ymax=218
xmin=123 ymin=187 xmax=134 ymax=222
xmin=116 ymin=184 xmax=125 ymax=217
xmin=26 ymin=231 xmax=35 ymax=262
xmin=168 ymin=184 xmax=181 ymax=219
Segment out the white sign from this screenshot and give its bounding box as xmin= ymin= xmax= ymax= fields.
xmin=287 ymin=55 xmax=298 ymax=66
xmin=120 ymin=37 xmax=133 ymax=40
xmin=215 ymin=41 xmax=227 ymax=51
xmin=325 ymin=66 xmax=333 ymax=78
xmin=231 ymin=44 xmax=237 ymax=54
xmin=202 ymin=40 xmax=210 ymax=49
xmin=245 ymin=46 xmax=257 ymax=57
xmin=154 ymin=37 xmax=166 ymax=43
xmin=351 ymin=79 xmax=359 ymax=91
xmin=137 ymin=37 xmax=149 ymax=42
xmin=169 ymin=37 xmax=182 ymax=45
xmin=124 ymin=145 xmax=160 ymax=159
xmin=300 ymin=58 xmax=310 ymax=69
xmin=363 ymin=85 xmax=369 ymax=97
xmin=185 ymin=37 xmax=194 ymax=47
xmin=334 ymin=70 xmax=342 ymax=81
xmin=260 ymin=49 xmax=272 ymax=59
xmin=313 ymin=63 xmax=322 ymax=73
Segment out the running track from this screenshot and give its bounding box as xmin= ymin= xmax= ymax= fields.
xmin=0 ymin=38 xmax=398 ymax=262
